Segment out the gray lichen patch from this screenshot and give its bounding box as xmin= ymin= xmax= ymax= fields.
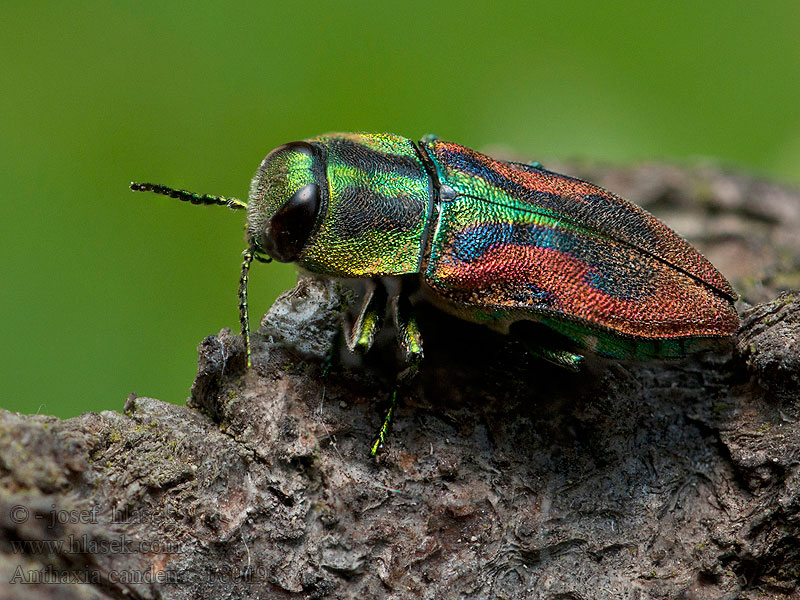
xmin=259 ymin=273 xmax=346 ymax=360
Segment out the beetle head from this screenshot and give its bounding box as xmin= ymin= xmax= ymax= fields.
xmin=247 ymin=141 xmax=324 ymax=264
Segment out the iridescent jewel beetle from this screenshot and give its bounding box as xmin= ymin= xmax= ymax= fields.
xmin=132 ymin=132 xmax=739 ymax=452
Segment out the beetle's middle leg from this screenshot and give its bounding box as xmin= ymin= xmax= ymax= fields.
xmin=370 ymin=279 xmax=424 ymax=456
xmin=391 ymin=290 xmax=424 ymax=380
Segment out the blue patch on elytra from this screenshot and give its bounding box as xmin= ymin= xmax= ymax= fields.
xmin=449 ymin=222 xmax=653 ymax=301
xmin=451 ymin=222 xmax=572 ymax=263
xmin=450 ymin=223 xmax=513 ymax=261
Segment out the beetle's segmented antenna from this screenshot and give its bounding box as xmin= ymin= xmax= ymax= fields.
xmin=239 ymin=248 xmax=255 ymax=368
xmin=130 ymin=182 xmax=247 ymax=210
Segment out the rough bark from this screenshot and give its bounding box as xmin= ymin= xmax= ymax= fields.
xmin=1 ymin=162 xmax=799 ymax=600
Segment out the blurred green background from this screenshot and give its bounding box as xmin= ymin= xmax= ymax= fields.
xmin=2 ymin=1 xmax=798 ymax=418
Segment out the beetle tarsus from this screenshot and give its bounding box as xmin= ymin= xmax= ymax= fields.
xmin=370 ymin=388 xmax=398 ymax=457
xmin=321 ymin=328 xmax=343 ymax=378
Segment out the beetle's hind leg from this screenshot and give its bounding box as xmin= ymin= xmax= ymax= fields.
xmin=524 ymin=343 xmax=584 ymax=372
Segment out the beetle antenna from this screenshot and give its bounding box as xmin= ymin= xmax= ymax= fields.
xmin=237 ymin=249 xmax=272 ymax=367
xmin=239 ymin=248 xmax=255 ymax=367
xmin=130 ymin=182 xmax=247 ymax=210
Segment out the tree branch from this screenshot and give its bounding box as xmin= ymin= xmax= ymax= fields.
xmin=2 ymin=162 xmax=799 ymax=599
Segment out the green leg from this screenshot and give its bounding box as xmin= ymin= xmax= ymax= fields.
xmin=321 ymin=327 xmax=342 ymax=378
xmin=370 ymin=388 xmax=398 ymax=457
xmin=392 ymin=292 xmax=424 ymax=381
xmin=525 ymin=343 xmax=584 ymax=372
xmin=344 ymin=280 xmax=387 ymax=355
xmin=370 ymin=290 xmax=424 ymax=457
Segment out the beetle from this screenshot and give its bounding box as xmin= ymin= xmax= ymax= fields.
xmin=132 ymin=132 xmax=739 ymax=452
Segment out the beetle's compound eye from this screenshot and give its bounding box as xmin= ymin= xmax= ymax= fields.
xmin=260 ymin=183 xmax=321 ymax=262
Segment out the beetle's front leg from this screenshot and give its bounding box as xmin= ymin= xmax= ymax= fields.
xmin=344 ymin=279 xmax=387 ymax=354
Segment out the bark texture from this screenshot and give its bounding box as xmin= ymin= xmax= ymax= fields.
xmin=1 ymin=162 xmax=799 ymax=600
